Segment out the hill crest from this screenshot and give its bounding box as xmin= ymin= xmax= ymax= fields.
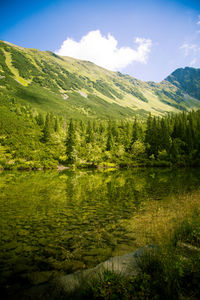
xmin=0 ymin=40 xmax=200 ymax=119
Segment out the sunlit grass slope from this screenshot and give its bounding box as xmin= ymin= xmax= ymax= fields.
xmin=0 ymin=40 xmax=199 ymax=119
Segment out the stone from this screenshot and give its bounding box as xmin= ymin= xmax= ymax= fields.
xmin=53 ymin=245 xmax=158 ymax=296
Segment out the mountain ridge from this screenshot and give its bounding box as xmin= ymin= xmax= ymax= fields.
xmin=0 ymin=40 xmax=200 ymax=119
xmin=165 ymin=67 xmax=200 ymax=101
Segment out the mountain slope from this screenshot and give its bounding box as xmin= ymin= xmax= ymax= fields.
xmin=165 ymin=67 xmax=200 ymax=100
xmin=0 ymin=40 xmax=199 ymax=119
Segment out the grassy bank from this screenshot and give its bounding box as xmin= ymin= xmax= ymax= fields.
xmin=63 ymin=191 xmax=200 ymax=300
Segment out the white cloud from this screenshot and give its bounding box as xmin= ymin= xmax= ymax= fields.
xmin=55 ymin=30 xmax=152 ymax=71
xmin=190 ymin=58 xmax=197 ymax=66
xmin=180 ymin=42 xmax=200 ymax=67
xmin=180 ymin=43 xmax=199 ymax=56
xmin=180 ymin=16 xmax=200 ymax=67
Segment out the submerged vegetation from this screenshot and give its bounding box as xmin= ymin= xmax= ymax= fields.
xmin=59 ymin=197 xmax=200 ymax=300
xmin=1 ymin=169 xmax=200 ymax=299
xmin=73 ymin=222 xmax=200 ymax=300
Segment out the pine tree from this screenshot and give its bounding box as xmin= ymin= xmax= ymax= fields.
xmin=106 ymin=131 xmax=115 ymax=151
xmin=170 ymin=139 xmax=180 ymax=163
xmin=106 ymin=120 xmax=115 ymax=151
xmin=123 ymin=122 xmax=132 ymax=151
xmin=99 ymin=122 xmax=105 ymax=134
xmin=145 ymin=113 xmax=153 ymax=145
xmin=111 ymin=120 xmax=118 ymax=140
xmin=160 ymin=118 xmax=171 ymax=152
xmin=131 ymin=117 xmax=140 ymax=144
xmin=86 ymin=120 xmax=94 ymax=143
xmin=36 ymin=113 xmax=44 ymax=127
xmin=145 ymin=113 xmax=154 ymax=156
xmin=66 ymin=119 xmax=76 ymax=163
xmin=42 ymin=113 xmax=51 ymax=142
xmin=54 ymin=117 xmax=60 ymax=132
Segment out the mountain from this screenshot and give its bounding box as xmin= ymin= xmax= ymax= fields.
xmin=165 ymin=67 xmax=200 ymax=101
xmin=0 ymin=40 xmax=199 ymax=120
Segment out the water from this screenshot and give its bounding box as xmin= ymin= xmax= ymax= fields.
xmin=0 ymin=168 xmax=200 ymax=296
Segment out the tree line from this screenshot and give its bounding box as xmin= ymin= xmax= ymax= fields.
xmin=39 ymin=109 xmax=200 ymax=167
xmin=1 ymin=103 xmax=200 ymax=169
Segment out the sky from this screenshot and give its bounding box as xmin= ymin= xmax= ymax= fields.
xmin=1 ymin=0 xmax=200 ymax=82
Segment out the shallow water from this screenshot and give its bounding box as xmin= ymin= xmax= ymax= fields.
xmin=0 ymin=168 xmax=200 ymax=295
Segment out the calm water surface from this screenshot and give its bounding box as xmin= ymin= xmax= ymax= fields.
xmin=0 ymin=168 xmax=200 ymax=294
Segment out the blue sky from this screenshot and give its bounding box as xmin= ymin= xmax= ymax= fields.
xmin=1 ymin=0 xmax=200 ymax=81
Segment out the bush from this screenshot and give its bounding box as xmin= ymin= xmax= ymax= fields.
xmin=42 ymin=160 xmax=57 ymax=169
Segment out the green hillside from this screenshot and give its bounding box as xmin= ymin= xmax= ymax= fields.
xmin=0 ymin=40 xmax=199 ymax=121
xmin=1 ymin=40 xmax=200 ymax=170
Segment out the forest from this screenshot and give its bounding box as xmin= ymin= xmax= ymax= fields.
xmin=1 ymin=98 xmax=200 ymax=170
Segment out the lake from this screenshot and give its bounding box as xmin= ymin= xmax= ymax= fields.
xmin=1 ymin=168 xmax=200 ymax=297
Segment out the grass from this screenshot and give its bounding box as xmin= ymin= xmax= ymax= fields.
xmin=173 ymin=212 xmax=200 ymax=247
xmin=125 ymin=190 xmax=200 ymax=248
xmin=3 ymin=49 xmax=29 ymax=86
xmin=59 ymin=250 xmax=181 ymax=299
xmin=74 ymin=270 xmax=153 ymax=300
xmin=1 ymin=40 xmax=199 ymax=120
xmin=59 ymin=190 xmax=200 ymax=299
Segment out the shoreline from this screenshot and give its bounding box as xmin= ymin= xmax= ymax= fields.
xmin=1 ymin=161 xmax=199 ymax=171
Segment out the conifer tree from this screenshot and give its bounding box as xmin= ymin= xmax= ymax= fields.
xmin=132 ymin=117 xmax=140 ymax=144
xmin=170 ymin=139 xmax=180 ymax=163
xmin=106 ymin=131 xmax=115 ymax=151
xmin=145 ymin=113 xmax=154 ymax=156
xmin=42 ymin=113 xmax=51 ymax=142
xmin=123 ymin=122 xmax=132 ymax=151
xmin=79 ymin=120 xmax=85 ymax=134
xmin=111 ymin=120 xmax=118 ymax=140
xmin=160 ymin=118 xmax=171 ymax=152
xmin=106 ymin=120 xmax=115 ymax=151
xmin=145 ymin=113 xmax=153 ymax=145
xmin=86 ymin=120 xmax=94 ymax=143
xmin=66 ymin=119 xmax=76 ymax=163
xmin=99 ymin=122 xmax=105 ymax=134
xmin=54 ymin=117 xmax=60 ymax=132
xmin=36 ymin=113 xmax=44 ymax=127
